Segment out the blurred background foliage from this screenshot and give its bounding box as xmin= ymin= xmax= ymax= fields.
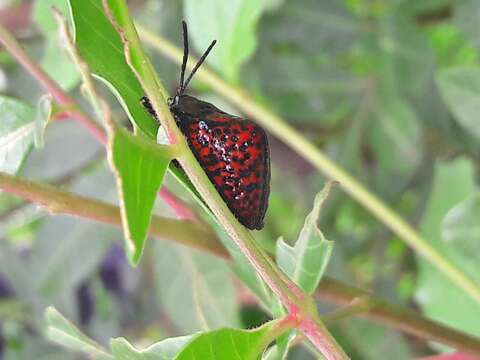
xmin=0 ymin=0 xmax=479 ymax=358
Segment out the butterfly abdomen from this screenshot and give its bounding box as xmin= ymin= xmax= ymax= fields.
xmin=140 ymin=21 xmax=270 ymax=230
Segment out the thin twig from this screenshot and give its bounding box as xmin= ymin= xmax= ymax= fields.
xmin=137 ymin=25 xmax=480 ymax=305
xmin=0 ymin=20 xmax=196 ymax=222
xmin=53 ymin=9 xmax=196 ymax=223
xmin=0 ymin=168 xmax=479 ymax=354
xmin=1 ymin=7 xmax=479 ymax=358
xmin=0 ymin=150 xmax=105 ymax=223
xmin=0 ymin=171 xmax=226 ymax=259
xmin=158 ymin=187 xmax=199 ymax=221
xmin=104 ymin=2 xmax=346 ymax=358
xmin=0 ymin=24 xmax=105 ymax=143
xmin=322 ymin=297 xmax=371 ymax=325
xmin=415 ymin=6 xmax=452 ymax=26
xmin=318 ymin=278 xmax=480 ymax=355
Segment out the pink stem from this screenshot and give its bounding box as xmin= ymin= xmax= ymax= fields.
xmin=0 ymin=3 xmax=33 ymax=35
xmin=285 ymin=304 xmax=345 ymax=360
xmin=0 ymin=25 xmax=106 ymax=144
xmin=299 ymin=317 xmax=346 ymax=360
xmin=0 ymin=27 xmax=74 ymax=106
xmin=0 ymin=25 xmax=195 ymax=221
xmin=418 ymin=353 xmax=479 ymax=360
xmin=158 ymin=187 xmax=197 ymax=221
xmin=65 ymin=111 xmax=107 ymax=145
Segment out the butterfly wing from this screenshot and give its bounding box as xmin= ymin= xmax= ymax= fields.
xmin=180 ymin=112 xmax=270 ymax=230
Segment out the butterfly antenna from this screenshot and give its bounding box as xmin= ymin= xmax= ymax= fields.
xmin=183 ymin=39 xmax=217 ymax=91
xmin=179 ymin=21 xmax=189 ymax=94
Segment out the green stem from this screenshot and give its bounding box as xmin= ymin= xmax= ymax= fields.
xmin=0 ymin=171 xmax=225 ymax=258
xmin=104 ymin=1 xmax=347 ymax=358
xmin=322 ymin=297 xmax=371 ymax=325
xmin=2 ymin=10 xmax=479 ymax=355
xmin=137 ymin=25 xmax=480 ymax=305
xmin=318 ymin=278 xmax=480 ymax=354
xmin=52 ymin=8 xmax=197 ymax=224
xmin=255 ymin=316 xmax=297 ymax=357
xmin=1 ymin=168 xmax=480 ymax=354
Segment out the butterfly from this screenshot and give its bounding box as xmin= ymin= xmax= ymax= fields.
xmin=141 ymin=21 xmax=270 ymax=230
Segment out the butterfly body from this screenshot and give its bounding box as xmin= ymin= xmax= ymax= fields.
xmin=142 ymin=95 xmax=270 ymax=230
xmin=141 ymin=22 xmax=270 ymax=230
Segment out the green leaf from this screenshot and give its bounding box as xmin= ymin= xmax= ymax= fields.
xmin=68 ymin=0 xmax=158 ymax=137
xmin=442 ymin=193 xmax=480 ymax=244
xmin=416 ymin=159 xmax=480 ymax=338
xmin=33 ymin=95 xmax=52 ymax=148
xmin=110 ymin=336 xmax=192 ymax=360
xmin=276 ymin=183 xmax=335 ymax=295
xmin=369 ymin=95 xmax=421 ymax=195
xmin=108 ymin=323 xmax=278 ymax=360
xmin=152 ymin=241 xmax=240 ymax=334
xmin=215 ymin=229 xmax=272 ymax=308
xmin=33 ymin=0 xmax=69 ymax=33
xmin=33 ymin=0 xmax=81 ymax=91
xmin=45 ymin=307 xmax=112 ymax=359
xmin=184 ymin=0 xmax=264 ymax=82
xmin=271 ymin=184 xmax=336 ymax=359
xmin=334 ymin=318 xmax=412 ymax=360
xmin=262 ymin=344 xmax=289 ymax=360
xmin=110 ymin=126 xmax=173 ymax=264
xmin=42 ymin=37 xmax=81 ymax=91
xmin=173 ymin=324 xmax=273 ymax=360
xmin=252 ymin=0 xmax=361 ymax=122
xmin=454 ymin=0 xmax=480 ymax=50
xmin=157 ymin=126 xmax=211 ymax=220
xmin=426 ymin=23 xmax=478 ymax=68
xmin=442 ymin=193 xmax=480 ymax=283
xmin=261 ymin=329 xmax=294 ymax=360
xmin=378 ymin=9 xmax=434 ymax=96
xmin=0 ymin=96 xmax=36 ymax=174
xmin=230 ymin=259 xmax=272 ymax=309
xmin=436 ymin=67 xmax=480 ymax=140
xmin=69 ymin=0 xmax=211 ymax=215
xmin=32 ymin=220 xmax=112 ymax=299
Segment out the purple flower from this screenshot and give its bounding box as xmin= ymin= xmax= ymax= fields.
xmin=0 ymin=275 xmax=13 ymax=299
xmin=99 ymin=245 xmax=125 ymax=296
xmin=76 ymin=282 xmax=94 ymax=327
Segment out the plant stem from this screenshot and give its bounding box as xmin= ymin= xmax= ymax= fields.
xmin=0 ymin=151 xmax=104 ymax=223
xmin=318 ymin=278 xmax=480 ymax=354
xmin=0 ymin=20 xmax=195 ymax=222
xmin=257 ymin=315 xmax=297 ymax=355
xmin=322 ymin=297 xmax=371 ymax=325
xmin=0 ymin=4 xmax=480 ymax=355
xmin=0 ymin=24 xmax=106 ymax=144
xmin=0 ymin=171 xmax=225 ymax=258
xmin=105 ymin=2 xmax=347 ymax=358
xmin=158 ymin=187 xmax=198 ymax=221
xmin=137 ymin=25 xmax=480 ymax=305
xmin=1 ymin=167 xmax=479 ymax=354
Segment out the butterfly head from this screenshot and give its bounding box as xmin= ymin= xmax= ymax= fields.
xmin=167 ymin=95 xmax=179 ymax=109
xmin=168 ymin=94 xmax=215 ymax=121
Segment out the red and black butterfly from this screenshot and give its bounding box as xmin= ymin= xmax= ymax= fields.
xmin=141 ymin=21 xmax=270 ymax=230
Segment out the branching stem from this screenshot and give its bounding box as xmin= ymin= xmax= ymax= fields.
xmin=137 ymin=24 xmax=480 ymax=305
xmin=0 ymin=169 xmax=479 ymax=355
xmin=103 ymin=1 xmax=347 ymax=358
